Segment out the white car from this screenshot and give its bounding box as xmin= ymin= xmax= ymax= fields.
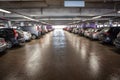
xmin=74 ymin=28 xmax=79 ymax=34
xmin=16 ymin=30 xmax=32 ymax=41
xmin=23 ymin=31 xmax=32 ymax=41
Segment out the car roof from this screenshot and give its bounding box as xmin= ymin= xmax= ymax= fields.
xmin=0 ymin=28 xmax=14 ymax=30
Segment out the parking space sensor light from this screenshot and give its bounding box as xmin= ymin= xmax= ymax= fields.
xmin=0 ymin=9 xmax=11 ymax=14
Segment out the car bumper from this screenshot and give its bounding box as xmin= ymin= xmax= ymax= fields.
xmin=18 ymin=38 xmax=25 ymax=45
xmin=24 ymin=36 xmax=31 ymax=41
xmin=114 ymin=39 xmax=120 ymax=48
xmin=92 ymin=34 xmax=98 ymax=39
xmin=0 ymin=44 xmax=7 ymax=52
xmin=99 ymin=36 xmax=111 ymax=43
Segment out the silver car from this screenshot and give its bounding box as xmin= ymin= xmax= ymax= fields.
xmin=114 ymin=32 xmax=120 ymax=49
xmin=0 ymin=38 xmax=7 ymax=52
xmin=17 ymin=30 xmax=32 ymax=41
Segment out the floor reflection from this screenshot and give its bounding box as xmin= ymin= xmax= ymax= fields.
xmin=25 ymin=44 xmax=42 ymax=76
xmin=53 ymin=29 xmax=66 ymax=49
xmin=89 ymin=54 xmax=100 ymax=76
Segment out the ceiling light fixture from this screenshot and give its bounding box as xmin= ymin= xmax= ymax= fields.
xmin=0 ymin=9 xmax=11 ymax=14
xmin=22 ymin=15 xmax=38 ymax=21
xmin=92 ymin=16 xmax=102 ymax=19
xmin=64 ymin=0 xmax=85 ymax=7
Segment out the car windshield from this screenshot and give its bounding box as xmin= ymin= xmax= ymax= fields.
xmin=102 ymin=28 xmax=110 ymax=32
xmin=117 ymin=32 xmax=120 ymax=37
xmin=19 ymin=27 xmax=28 ymax=31
xmin=0 ymin=29 xmax=4 ymax=35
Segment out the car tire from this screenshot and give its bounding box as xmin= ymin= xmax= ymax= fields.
xmin=112 ymin=39 xmax=115 ymax=45
xmin=6 ymin=41 xmax=12 ymax=49
xmin=32 ymin=34 xmax=37 ymax=39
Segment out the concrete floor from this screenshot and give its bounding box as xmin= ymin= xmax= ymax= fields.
xmin=0 ymin=29 xmax=120 ymax=80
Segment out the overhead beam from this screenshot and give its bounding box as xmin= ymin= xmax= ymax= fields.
xmin=0 ymin=8 xmax=119 ymax=17
xmin=0 ymin=1 xmax=48 ymax=9
xmin=0 ymin=1 xmax=119 ymax=9
xmin=85 ymin=2 xmax=120 ymax=9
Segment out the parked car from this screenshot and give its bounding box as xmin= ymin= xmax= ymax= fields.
xmin=0 ymin=38 xmax=7 ymax=52
xmin=16 ymin=29 xmax=32 ymax=41
xmin=89 ymin=28 xmax=103 ymax=40
xmin=72 ymin=27 xmax=78 ymax=34
xmin=18 ymin=26 xmax=41 ymax=39
xmin=84 ymin=28 xmax=93 ymax=37
xmin=41 ymin=25 xmax=47 ymax=35
xmin=114 ymin=32 xmax=120 ymax=49
xmin=0 ymin=28 xmax=25 ymax=49
xmin=72 ymin=28 xmax=75 ymax=33
xmin=46 ymin=25 xmax=53 ymax=32
xmin=23 ymin=31 xmax=32 ymax=41
xmin=69 ymin=27 xmax=74 ymax=32
xmin=63 ymin=27 xmax=67 ymax=31
xmin=78 ymin=28 xmax=87 ymax=36
xmin=98 ymin=27 xmax=120 ymax=44
xmin=74 ymin=28 xmax=79 ymax=34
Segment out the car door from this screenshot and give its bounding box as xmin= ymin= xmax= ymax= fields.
xmin=0 ymin=29 xmax=6 ymax=39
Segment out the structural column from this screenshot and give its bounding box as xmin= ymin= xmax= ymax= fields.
xmin=7 ymin=21 xmax=12 ymax=28
xmin=20 ymin=22 xmax=25 ymax=26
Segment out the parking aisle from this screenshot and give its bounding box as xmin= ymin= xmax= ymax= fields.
xmin=0 ymin=29 xmax=120 ymax=80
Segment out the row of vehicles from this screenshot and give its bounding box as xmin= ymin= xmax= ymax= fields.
xmin=0 ymin=25 xmax=54 ymax=52
xmin=63 ymin=27 xmax=120 ymax=49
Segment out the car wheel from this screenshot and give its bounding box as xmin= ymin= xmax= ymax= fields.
xmin=32 ymin=34 xmax=37 ymax=39
xmin=112 ymin=39 xmax=115 ymax=45
xmin=6 ymin=41 xmax=12 ymax=49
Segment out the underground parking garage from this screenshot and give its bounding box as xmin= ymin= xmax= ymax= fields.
xmin=0 ymin=0 xmax=120 ymax=80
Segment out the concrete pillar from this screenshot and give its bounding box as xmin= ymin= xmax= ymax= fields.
xmin=28 ymin=23 xmax=32 ymax=26
xmin=5 ymin=23 xmax=9 ymax=28
xmin=109 ymin=20 xmax=112 ymax=27
xmin=20 ymin=22 xmax=25 ymax=26
xmin=8 ymin=21 xmax=12 ymax=28
xmin=95 ymin=21 xmax=98 ymax=28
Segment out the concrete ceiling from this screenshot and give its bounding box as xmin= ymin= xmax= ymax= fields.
xmin=0 ymin=0 xmax=120 ymax=25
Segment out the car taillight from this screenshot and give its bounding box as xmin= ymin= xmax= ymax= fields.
xmin=37 ymin=26 xmax=39 ymax=31
xmin=40 ymin=28 xmax=42 ymax=32
xmin=13 ymin=30 xmax=18 ymax=38
xmin=0 ymin=39 xmax=5 ymax=44
xmin=104 ymin=32 xmax=110 ymax=36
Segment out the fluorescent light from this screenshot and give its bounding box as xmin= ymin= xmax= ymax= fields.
xmin=82 ymin=20 xmax=86 ymax=21
xmin=64 ymin=0 xmax=85 ymax=7
xmin=0 ymin=9 xmax=11 ymax=14
xmin=41 ymin=21 xmax=47 ymax=24
xmin=22 ymin=15 xmax=39 ymax=21
xmin=77 ymin=21 xmax=81 ymax=23
xmin=118 ymin=11 xmax=120 ymax=13
xmin=92 ymin=16 xmax=102 ymax=19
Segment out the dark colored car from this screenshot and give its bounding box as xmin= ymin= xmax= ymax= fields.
xmin=18 ymin=26 xmax=41 ymax=39
xmin=98 ymin=27 xmax=120 ymax=44
xmin=114 ymin=32 xmax=120 ymax=48
xmin=0 ymin=28 xmax=25 ymax=49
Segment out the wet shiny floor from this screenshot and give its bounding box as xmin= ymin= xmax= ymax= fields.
xmin=0 ymin=29 xmax=120 ymax=80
